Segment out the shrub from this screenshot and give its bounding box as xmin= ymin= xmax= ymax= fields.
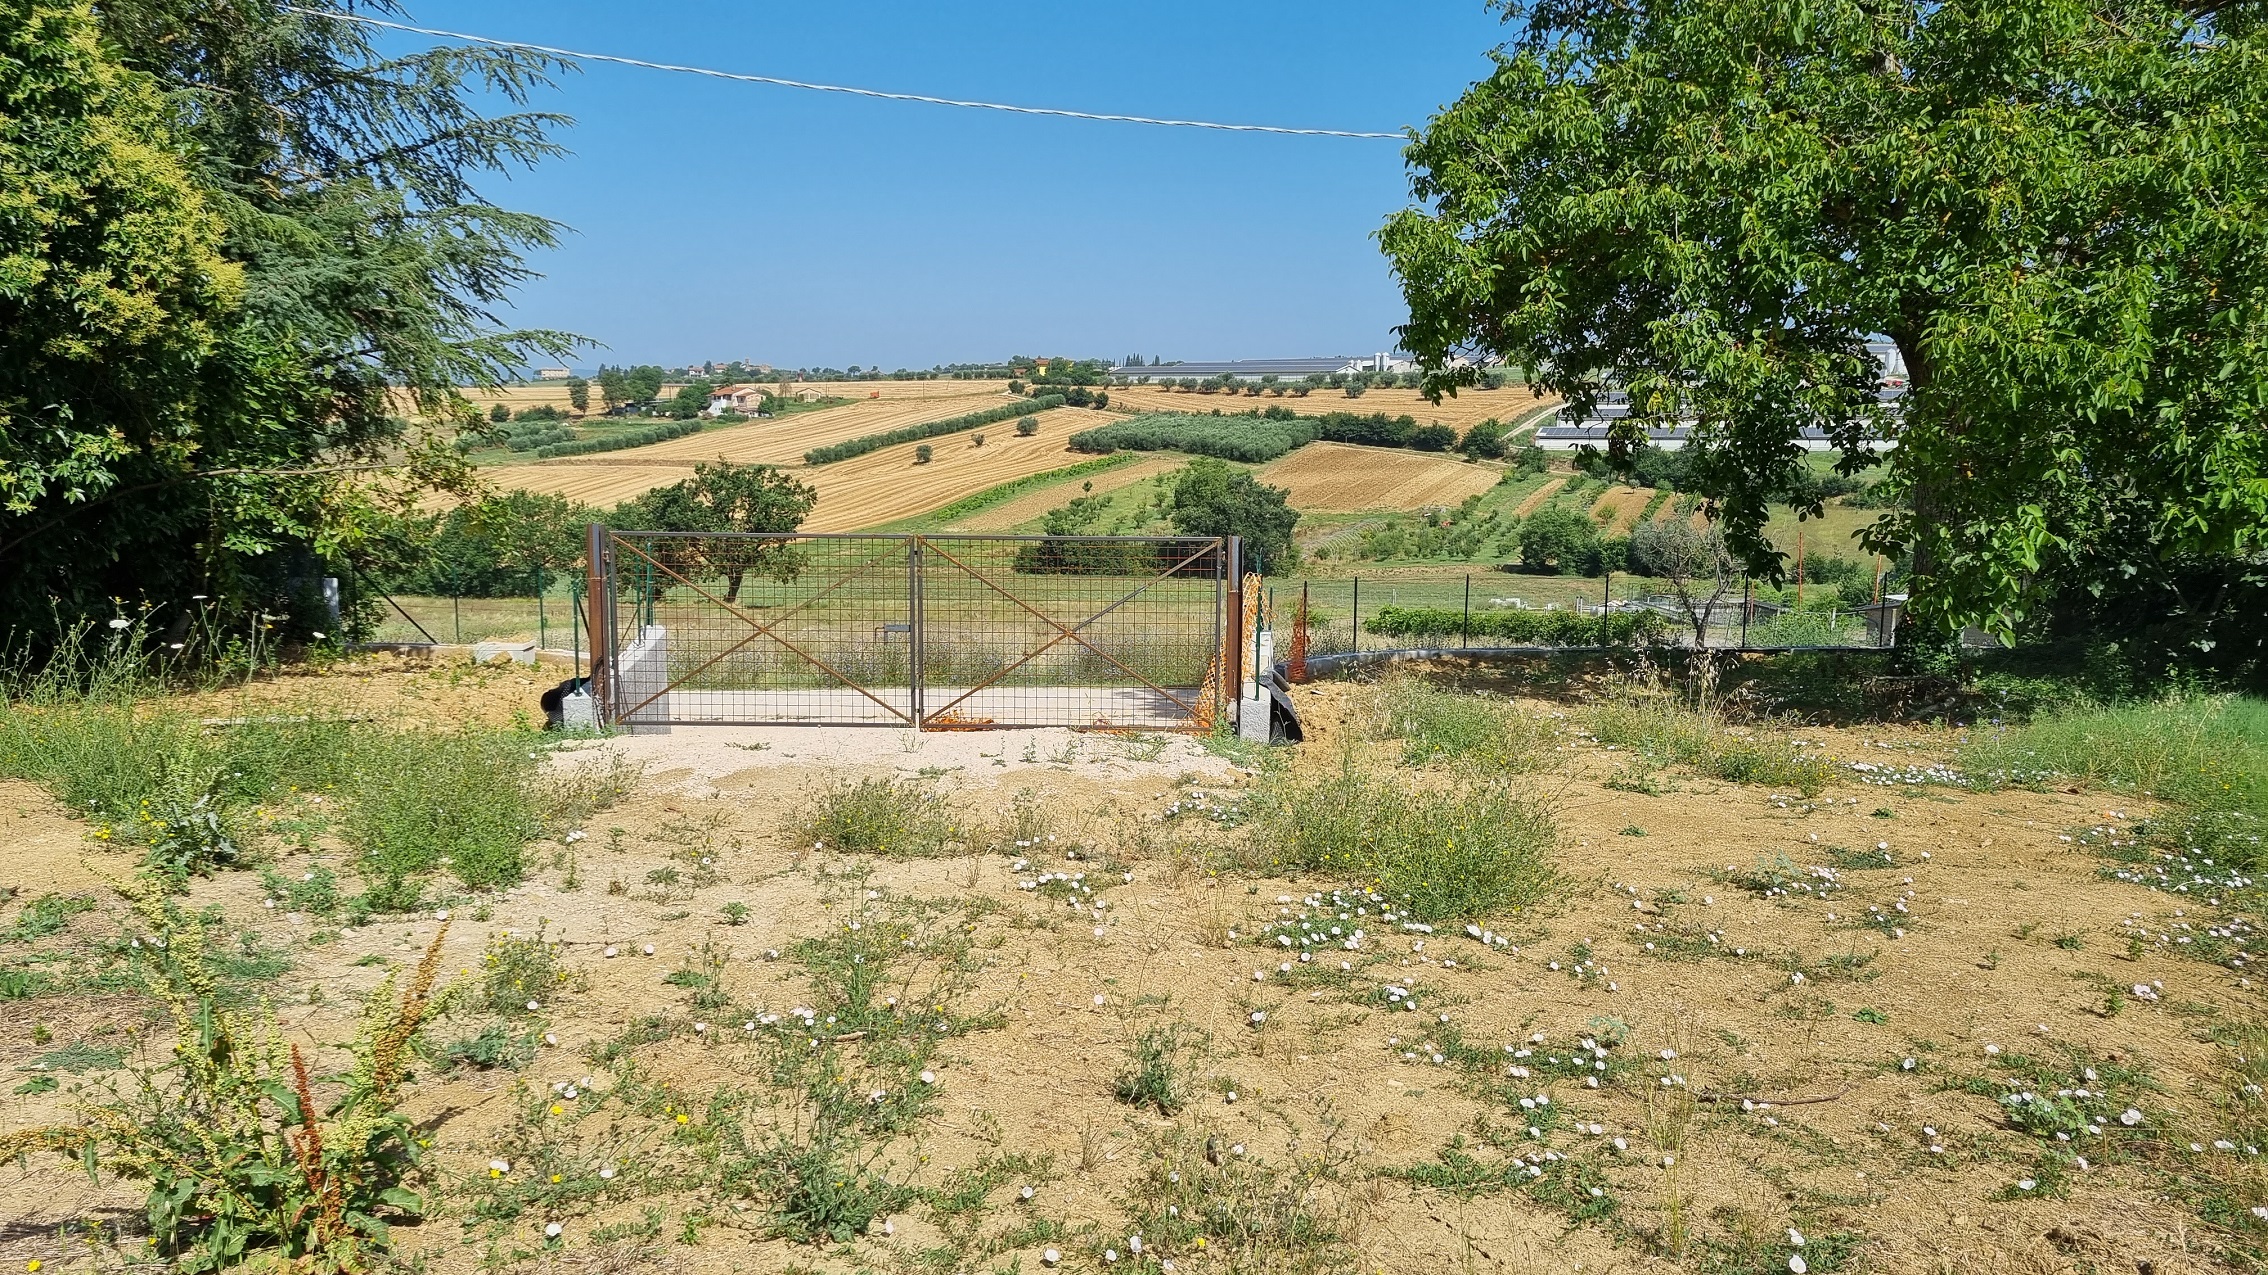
xmin=915 ymin=444 xmax=933 ymax=463
xmin=1251 ymin=763 xmax=1559 ymax=923
xmin=1519 ymin=504 xmax=1601 ymax=573
xmin=1114 ymin=1023 xmax=1200 ymax=1115
xmin=533 ymin=417 xmax=705 ymax=458
xmin=1015 ymin=417 xmax=1039 ymax=437
xmin=804 ymin=396 xmax=1062 ymax=464
xmin=1460 ymin=419 xmax=1508 ymax=459
xmin=791 ymin=776 xmax=959 ymax=857
xmin=1408 ymin=423 xmax=1459 ymax=452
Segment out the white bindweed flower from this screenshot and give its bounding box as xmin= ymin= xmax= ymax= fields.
xmin=544 ymin=1222 xmax=562 ymax=1238
xmin=599 ymin=1166 xmax=616 ymax=1180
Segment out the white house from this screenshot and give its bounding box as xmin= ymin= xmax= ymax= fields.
xmin=705 ymin=384 xmax=771 ymax=416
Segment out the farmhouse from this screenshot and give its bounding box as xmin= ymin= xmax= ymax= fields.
xmin=705 ymin=384 xmax=771 ymax=416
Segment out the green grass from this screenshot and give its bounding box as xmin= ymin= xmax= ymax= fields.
xmin=1959 ymin=696 xmax=2268 ymax=823
xmin=1249 ymin=757 xmax=1559 ymax=923
xmin=0 ymin=692 xmax=589 ymax=894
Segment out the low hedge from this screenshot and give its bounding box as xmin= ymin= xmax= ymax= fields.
xmin=534 ymin=418 xmax=704 ymax=458
xmin=804 ymin=396 xmax=1064 ymax=465
xmin=1362 ymin=605 xmax=1669 ymax=646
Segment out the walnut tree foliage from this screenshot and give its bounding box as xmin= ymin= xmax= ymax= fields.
xmin=1382 ymin=0 xmax=2268 ymax=640
xmin=0 ymin=0 xmax=578 ymax=635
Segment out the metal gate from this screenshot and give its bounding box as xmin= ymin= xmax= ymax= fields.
xmin=584 ymin=528 xmax=1239 ymax=731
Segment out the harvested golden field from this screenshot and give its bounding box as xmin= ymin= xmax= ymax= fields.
xmin=1589 ymin=484 xmax=1656 ymax=534
xmin=483 ymin=396 xmax=1025 ymax=508
xmin=799 ymin=409 xmax=1105 ymax=531
xmin=1513 ymin=475 xmax=1570 ymax=515
xmin=1109 ymin=384 xmax=1560 ymax=431
xmin=950 ymin=456 xmax=1182 ymax=532
xmin=1256 ymin=441 xmax=1501 ymax=512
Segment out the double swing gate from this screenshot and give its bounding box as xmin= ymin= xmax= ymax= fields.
xmin=583 ymin=528 xmax=1241 ymax=732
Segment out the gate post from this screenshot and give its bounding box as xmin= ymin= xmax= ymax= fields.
xmin=585 ymin=524 xmax=612 ymax=724
xmin=908 ymin=536 xmax=925 ymax=731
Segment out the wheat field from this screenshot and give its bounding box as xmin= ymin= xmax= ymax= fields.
xmin=1255 ymin=442 xmax=1502 ymax=512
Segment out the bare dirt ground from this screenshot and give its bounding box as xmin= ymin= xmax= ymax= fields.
xmin=1 ymin=659 xmax=2257 ymax=1275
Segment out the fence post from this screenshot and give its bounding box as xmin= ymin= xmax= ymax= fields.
xmin=451 ymin=568 xmax=462 ymax=645
xmin=1462 ymin=574 xmax=1471 ymax=649
xmin=908 ymin=537 xmax=925 ymax=730
xmin=585 ymin=525 xmax=611 ymax=723
xmin=535 ymin=565 xmax=546 ymax=652
xmin=1352 ymin=576 xmax=1360 ymax=655
xmin=1740 ymin=575 xmax=1751 ymax=648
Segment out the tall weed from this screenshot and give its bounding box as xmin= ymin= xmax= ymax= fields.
xmin=0 ymin=880 xmax=444 ymax=1272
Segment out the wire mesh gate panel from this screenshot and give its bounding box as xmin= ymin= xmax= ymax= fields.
xmin=587 ymin=530 xmax=1234 ymax=730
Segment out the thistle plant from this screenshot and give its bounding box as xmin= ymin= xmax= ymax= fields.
xmin=0 ymin=878 xmax=445 ymax=1272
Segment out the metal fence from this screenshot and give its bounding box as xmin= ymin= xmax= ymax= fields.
xmin=586 ymin=529 xmax=1237 ymax=731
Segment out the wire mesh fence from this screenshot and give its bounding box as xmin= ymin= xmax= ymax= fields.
xmin=591 ymin=531 xmax=1233 ymax=730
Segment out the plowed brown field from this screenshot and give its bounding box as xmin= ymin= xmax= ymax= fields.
xmin=1108 ymin=384 xmax=1559 ymax=431
xmin=1511 ymin=476 xmax=1569 ymax=515
xmin=1255 ymin=442 xmax=1500 ymax=511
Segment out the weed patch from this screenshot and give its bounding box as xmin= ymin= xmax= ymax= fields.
xmin=791 ymin=776 xmax=960 ymax=858
xmin=1248 ymin=758 xmax=1558 ymax=923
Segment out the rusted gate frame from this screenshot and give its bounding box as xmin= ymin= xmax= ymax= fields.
xmin=607 ymin=533 xmax=915 ymax=725
xmin=915 ymin=536 xmax=1220 ymax=725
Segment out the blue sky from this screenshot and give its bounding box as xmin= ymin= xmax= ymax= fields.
xmin=385 ymin=1 xmax=1514 ymax=371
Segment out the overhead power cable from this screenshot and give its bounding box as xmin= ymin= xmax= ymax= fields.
xmin=286 ymin=8 xmax=1408 ymax=140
